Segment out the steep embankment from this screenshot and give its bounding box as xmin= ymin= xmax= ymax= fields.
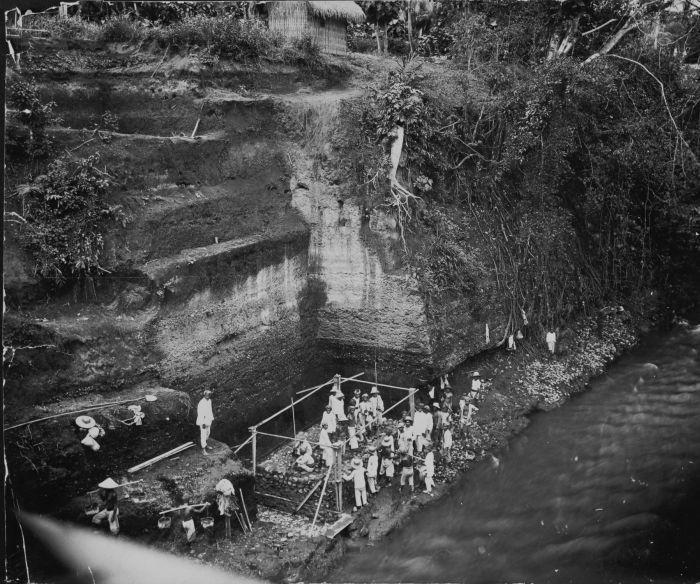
xmin=4 ymin=48 xmax=503 ymax=510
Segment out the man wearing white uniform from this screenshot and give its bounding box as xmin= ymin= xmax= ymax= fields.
xmin=196 ymin=389 xmax=214 ymax=455
xmin=321 ymin=405 xmax=337 ymax=438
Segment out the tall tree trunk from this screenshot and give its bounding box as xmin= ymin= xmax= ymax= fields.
xmin=383 ymin=23 xmax=389 ymax=55
xmin=406 ymin=2 xmax=414 ymax=53
xmin=546 ymin=25 xmax=563 ymax=60
xmin=557 ymin=15 xmax=581 ymax=56
xmin=375 ymin=22 xmax=382 ymax=54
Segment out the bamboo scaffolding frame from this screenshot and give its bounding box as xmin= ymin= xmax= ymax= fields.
xmin=159 ymin=502 xmax=210 ymax=515
xmin=340 ymin=377 xmax=416 ymax=392
xmin=254 ymin=430 xmax=328 ymax=448
xmin=4 ymin=397 xmax=148 ymax=432
xmin=312 ymin=463 xmax=334 ymax=528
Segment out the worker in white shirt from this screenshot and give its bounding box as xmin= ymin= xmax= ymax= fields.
xmin=329 ymin=388 xmax=347 ymax=422
xmin=321 ymin=404 xmax=337 ymax=438
xmin=366 ymin=445 xmax=379 ymax=494
xmin=468 ymin=372 xmax=482 ymax=401
xmin=369 ymin=387 xmax=384 ymax=424
xmin=422 ymin=443 xmax=435 ymax=494
xmin=343 ymin=457 xmax=368 ymax=510
xmin=196 ymin=389 xmax=214 ymax=455
xmin=319 ymin=423 xmax=335 ymax=467
xmin=546 ymin=331 xmax=557 ymax=354
xmin=412 ymin=405 xmax=431 ymax=453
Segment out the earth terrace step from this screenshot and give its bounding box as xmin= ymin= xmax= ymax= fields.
xmin=137 ymin=221 xmax=309 ymax=304
xmin=49 ymin=128 xmax=288 ymax=188
xmin=31 ymin=82 xmax=277 ymax=135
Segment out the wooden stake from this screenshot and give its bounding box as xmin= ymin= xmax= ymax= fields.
xmin=250 ymin=428 xmax=257 ymax=476
xmin=294 ymin=477 xmax=324 ymax=514
xmin=312 ymin=464 xmax=334 ymax=528
xmin=291 ymin=396 xmax=296 ymax=437
xmin=239 ymin=489 xmax=252 ymax=531
xmin=159 ymin=502 xmax=209 ymax=515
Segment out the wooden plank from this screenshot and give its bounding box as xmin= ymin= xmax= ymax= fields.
xmin=324 ymin=513 xmax=354 ymax=538
xmin=127 ymin=442 xmax=194 ymax=473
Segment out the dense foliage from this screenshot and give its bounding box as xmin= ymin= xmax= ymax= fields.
xmin=18 ymin=155 xmax=125 ymax=286
xmin=6 ymin=76 xmax=61 ymax=160
xmin=356 ymin=0 xmax=700 ymax=327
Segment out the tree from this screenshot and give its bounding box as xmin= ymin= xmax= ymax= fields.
xmin=358 ymin=1 xmax=400 ymax=54
xmin=18 ymin=155 xmax=125 ymax=292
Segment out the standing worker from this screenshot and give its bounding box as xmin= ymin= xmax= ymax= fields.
xmin=92 ymin=478 xmax=120 ymax=535
xmin=215 ymin=478 xmax=238 ymax=538
xmin=196 ymin=389 xmax=214 ymax=455
xmin=343 ymin=457 xmax=368 ymax=511
xmin=366 ymin=445 xmax=379 ymax=494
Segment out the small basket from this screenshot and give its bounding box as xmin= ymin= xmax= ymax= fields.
xmin=157 ymin=516 xmax=172 ymax=529
xmin=201 ymin=517 xmax=214 ymax=529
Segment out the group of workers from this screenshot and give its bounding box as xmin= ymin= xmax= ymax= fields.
xmin=292 ymin=372 xmax=485 ymax=509
xmin=90 ymin=475 xmax=241 ymax=544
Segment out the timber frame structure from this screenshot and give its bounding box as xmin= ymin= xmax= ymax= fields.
xmin=238 ymin=373 xmax=417 ymax=523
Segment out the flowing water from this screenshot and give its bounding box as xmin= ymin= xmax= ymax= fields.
xmin=331 ymin=325 xmax=700 ymax=584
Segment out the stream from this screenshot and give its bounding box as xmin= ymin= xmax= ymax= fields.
xmin=331 ymin=324 xmax=700 ymax=583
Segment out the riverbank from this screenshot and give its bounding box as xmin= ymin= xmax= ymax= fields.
xmin=142 ymin=308 xmax=639 ymax=583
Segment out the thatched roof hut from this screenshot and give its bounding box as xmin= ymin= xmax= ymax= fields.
xmin=267 ymin=1 xmax=365 ymax=54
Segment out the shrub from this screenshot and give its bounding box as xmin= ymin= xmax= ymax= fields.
xmin=18 ymin=155 xmax=125 ymax=284
xmin=6 ymin=76 xmax=61 ymax=160
xmin=99 ymin=15 xmax=145 ymax=43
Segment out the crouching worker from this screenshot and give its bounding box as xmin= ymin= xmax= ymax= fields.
xmin=344 ymin=457 xmax=368 ymax=511
xmin=295 ymin=447 xmax=316 ymax=472
xmin=92 ymin=478 xmax=120 ymax=535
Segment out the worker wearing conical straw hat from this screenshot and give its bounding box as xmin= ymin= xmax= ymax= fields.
xmin=92 ymin=478 xmax=120 ymax=535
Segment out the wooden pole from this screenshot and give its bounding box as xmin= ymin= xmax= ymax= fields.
xmin=239 ymin=489 xmax=252 ymax=531
xmin=5 ymin=397 xmax=149 ymax=432
xmin=159 ymin=502 xmax=209 ymax=515
xmin=312 ymin=464 xmax=334 ymax=528
xmin=127 ymin=442 xmax=194 ymax=473
xmin=294 ymin=478 xmax=324 ymax=514
xmin=250 ymin=427 xmax=257 ymax=476
xmin=291 ymin=396 xmax=296 ymax=437
xmin=409 ymin=388 xmax=416 ymax=418
xmin=341 ymin=378 xmax=415 ymax=392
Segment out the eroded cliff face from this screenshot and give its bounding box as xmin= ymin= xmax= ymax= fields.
xmin=4 ymin=51 xmax=503 ymax=508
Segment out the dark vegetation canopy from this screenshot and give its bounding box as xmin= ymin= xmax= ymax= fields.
xmin=345 ymin=0 xmax=700 ymax=328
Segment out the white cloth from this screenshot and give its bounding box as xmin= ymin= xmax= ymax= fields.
xmin=346 ymin=466 xmax=366 ymax=489
xmin=196 ymin=398 xmax=214 ymax=426
xmin=354 ymin=487 xmax=368 ymax=507
xmin=200 ymin=424 xmax=211 ymax=449
xmin=369 ymin=395 xmax=384 ymax=417
xmin=182 ymin=518 xmax=196 ymax=542
xmin=215 ymin=479 xmax=235 ymax=496
xmin=412 ymin=411 xmax=428 ymax=435
xmin=347 ymin=425 xmax=359 ymax=449
xmin=321 ymin=410 xmax=337 ymax=434
xmin=366 ymin=454 xmax=378 ymax=477
xmin=443 ymin=429 xmax=453 ymax=449
xmin=330 ymin=395 xmax=347 ymax=421
xmin=424 ymin=451 xmax=435 ymax=477
xmin=81 ymin=434 xmax=100 ymax=451
xmin=319 ymin=428 xmax=334 ymax=466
